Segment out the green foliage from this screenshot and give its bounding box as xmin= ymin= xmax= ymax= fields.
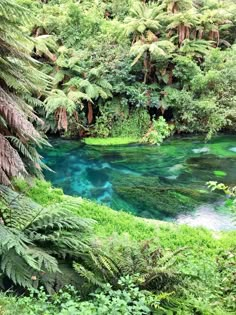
xmin=74 ymin=234 xmax=187 ymax=293
xmin=6 ymin=0 xmax=236 ymax=144
xmin=173 ymin=55 xmax=201 ymax=86
xmin=11 ymin=179 xmax=236 ymax=313
xmin=208 ymin=181 xmax=236 ymax=214
xmin=163 ymin=85 xmax=231 ymax=139
xmin=83 ymin=137 xmax=139 ymax=146
xmin=111 ymin=109 xmax=150 ymax=138
xmin=208 ymin=181 xmax=236 ymax=197
xmin=0 ymin=184 xmax=93 ymax=290
xmin=14 ymin=178 xmax=64 ymax=205
xmin=142 ymin=116 xmax=173 ymax=145
xmin=0 ymin=0 xmax=50 ymax=185
xmin=12 ymin=0 xmax=236 ymax=142
xmin=0 ymin=278 xmax=175 ymax=315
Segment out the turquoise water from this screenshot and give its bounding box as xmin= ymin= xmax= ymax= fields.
xmin=42 ymin=135 xmax=236 ymax=230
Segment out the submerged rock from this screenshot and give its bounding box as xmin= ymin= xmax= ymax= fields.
xmin=192 ymin=147 xmax=210 ymax=154
xmin=165 ymin=175 xmax=178 ymax=180
xmin=168 ymin=164 xmax=184 ymax=174
xmin=86 ymin=168 xmax=109 ymax=187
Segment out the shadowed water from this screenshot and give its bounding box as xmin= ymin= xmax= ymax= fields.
xmin=42 ymin=135 xmax=236 ymax=231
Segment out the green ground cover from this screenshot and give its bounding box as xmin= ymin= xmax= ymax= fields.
xmin=83 ymin=137 xmax=139 ymax=146
xmin=0 ymin=179 xmax=234 ymax=314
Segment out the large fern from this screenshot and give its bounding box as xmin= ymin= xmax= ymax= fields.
xmin=0 ymin=185 xmax=94 ymax=291
xmin=74 ymin=234 xmax=188 ymax=293
xmin=0 ymin=0 xmax=50 ymax=185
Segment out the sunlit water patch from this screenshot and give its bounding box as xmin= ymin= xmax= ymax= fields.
xmin=42 ymin=135 xmax=236 ymax=231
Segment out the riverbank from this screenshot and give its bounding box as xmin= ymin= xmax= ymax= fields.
xmin=8 ymin=179 xmax=235 ymax=313
xmin=15 ymin=179 xmax=235 ymax=241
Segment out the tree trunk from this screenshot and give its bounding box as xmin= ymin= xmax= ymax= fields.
xmin=168 ymin=68 xmax=173 ymax=85
xmin=185 ymin=27 xmax=190 ymax=39
xmin=87 ymin=101 xmax=93 ymax=124
xmin=198 ymin=29 xmax=203 ymax=40
xmin=173 ymin=3 xmax=178 ymax=13
xmin=56 ymin=107 xmax=68 ymax=131
xmin=143 ymin=50 xmax=150 ymax=84
xmin=178 ymin=24 xmax=185 ymax=44
xmin=214 ymin=30 xmax=220 ymax=46
xmin=209 ymin=30 xmax=214 ymax=40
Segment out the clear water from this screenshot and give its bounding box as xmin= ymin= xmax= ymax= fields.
xmin=42 ymin=135 xmax=236 ymax=231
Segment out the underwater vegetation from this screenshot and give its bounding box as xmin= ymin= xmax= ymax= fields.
xmin=42 ymin=135 xmax=236 ymax=229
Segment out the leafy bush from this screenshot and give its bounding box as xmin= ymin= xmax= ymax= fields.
xmin=0 ymin=277 xmax=175 ymax=315
xmin=208 ymin=181 xmax=236 ymax=213
xmin=12 ymin=0 xmax=236 ymax=144
xmin=74 ymin=234 xmax=187 ymax=293
xmin=142 ymin=116 xmax=173 ymax=145
xmin=111 ymin=109 xmax=150 ymax=138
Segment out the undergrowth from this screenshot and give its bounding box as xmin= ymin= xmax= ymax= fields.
xmin=10 ymin=179 xmax=236 ymax=313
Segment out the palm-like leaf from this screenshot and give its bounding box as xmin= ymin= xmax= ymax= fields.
xmin=167 ymin=9 xmax=199 ymax=30
xmin=0 ymin=185 xmax=93 ymax=289
xmin=131 ymin=40 xmax=175 ymax=66
xmin=164 ymin=0 xmax=193 ymax=13
xmin=45 ymin=89 xmax=77 ymax=115
xmin=179 ymin=39 xmax=213 ymax=57
xmin=0 ymin=134 xmax=26 ymax=185
xmin=124 ymin=2 xmax=164 ymax=38
xmin=0 ymin=0 xmax=50 ymax=185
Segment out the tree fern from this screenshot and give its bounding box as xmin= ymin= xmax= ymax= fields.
xmin=0 ymin=0 xmax=50 ymax=185
xmin=124 ymin=2 xmax=164 ymax=39
xmin=0 ymin=185 xmax=94 ymax=290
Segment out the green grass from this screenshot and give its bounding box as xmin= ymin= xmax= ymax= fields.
xmin=72 ymin=198 xmax=159 ymax=240
xmin=14 ymin=179 xmax=236 ymax=249
xmin=82 ymin=137 xmax=139 ymax=146
xmin=14 ymin=178 xmax=159 ymax=240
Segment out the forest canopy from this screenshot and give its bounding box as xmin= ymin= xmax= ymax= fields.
xmin=14 ymin=0 xmax=236 ymax=137
xmin=0 ymin=0 xmax=236 ymax=184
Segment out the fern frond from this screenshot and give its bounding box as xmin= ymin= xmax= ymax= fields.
xmin=1 ymin=249 xmax=37 ymax=287
xmin=73 ymin=263 xmax=105 ymax=287
xmin=32 ymin=35 xmax=57 ymax=61
xmin=28 ymin=247 xmax=59 ymax=274
xmin=6 ymin=136 xmax=35 ymax=161
xmin=0 ymin=0 xmax=51 ymax=184
xmin=0 ymin=134 xmax=26 ymax=185
xmin=44 ymin=89 xmax=76 ymax=115
xmin=0 ymin=186 xmax=94 ymax=289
